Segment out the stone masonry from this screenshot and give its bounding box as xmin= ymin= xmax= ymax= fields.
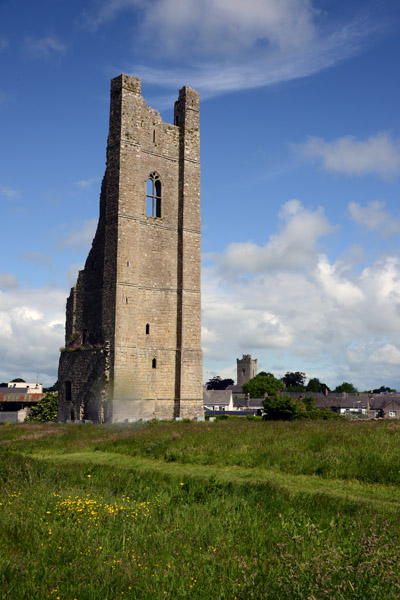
xmin=58 ymin=74 xmax=203 ymax=423
xmin=237 ymin=355 xmax=257 ymax=387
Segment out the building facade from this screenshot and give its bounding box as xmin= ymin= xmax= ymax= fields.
xmin=58 ymin=74 xmax=203 ymax=423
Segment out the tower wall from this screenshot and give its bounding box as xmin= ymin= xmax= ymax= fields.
xmin=58 ymin=74 xmax=203 ymax=423
xmin=237 ymin=355 xmax=257 ymax=387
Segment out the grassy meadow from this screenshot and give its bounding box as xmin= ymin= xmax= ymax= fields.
xmin=1 ymin=419 xmax=400 ymax=599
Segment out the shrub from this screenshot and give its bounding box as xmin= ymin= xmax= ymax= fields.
xmin=263 ymin=395 xmax=305 ymax=421
xmin=25 ymin=392 xmax=58 ymax=423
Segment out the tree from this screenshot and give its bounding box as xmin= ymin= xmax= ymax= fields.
xmin=306 ymin=378 xmax=330 ymax=394
xmin=243 ymin=373 xmax=284 ymax=398
xmin=262 ymin=394 xmax=306 ymax=421
xmin=205 ymin=376 xmax=234 ymax=390
xmin=334 ymin=382 xmax=357 ymax=394
xmin=25 ymin=392 xmax=58 ymax=423
xmin=44 ymin=381 xmax=59 ymax=393
xmin=372 ymin=386 xmax=391 ymax=394
xmin=281 ymin=372 xmax=306 ymax=391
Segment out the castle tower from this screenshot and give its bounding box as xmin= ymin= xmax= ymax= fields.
xmin=237 ymin=355 xmax=257 ymax=387
xmin=57 ymin=74 xmax=203 ymax=422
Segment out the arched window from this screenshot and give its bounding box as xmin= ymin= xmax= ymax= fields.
xmin=152 ymin=358 xmax=157 ymax=369
xmin=146 ymin=323 xmax=150 ymax=335
xmin=146 ymin=172 xmax=161 ymax=218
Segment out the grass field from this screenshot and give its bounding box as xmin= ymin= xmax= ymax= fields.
xmin=1 ymin=419 xmax=400 ymax=599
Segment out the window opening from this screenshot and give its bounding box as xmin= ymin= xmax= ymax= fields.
xmin=146 ymin=172 xmax=162 ymax=217
xmin=126 ymin=260 xmax=130 ymax=267
xmin=153 ymin=129 xmax=156 ymax=143
xmin=126 ymin=297 xmax=128 ymax=304
xmin=152 ymin=358 xmax=157 ymax=369
xmin=146 ymin=323 xmax=150 ymax=335
xmin=65 ymin=381 xmax=72 ymax=403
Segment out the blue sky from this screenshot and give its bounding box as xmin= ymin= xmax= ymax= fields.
xmin=1 ymin=0 xmax=400 ymax=390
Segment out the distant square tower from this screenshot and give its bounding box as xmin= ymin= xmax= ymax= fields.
xmin=58 ymin=74 xmax=203 ymax=422
xmin=237 ymin=355 xmax=257 ymax=387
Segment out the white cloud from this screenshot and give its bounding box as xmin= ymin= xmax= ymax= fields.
xmin=316 ymin=255 xmax=364 ymax=307
xmin=0 ymin=274 xmax=19 ymax=289
xmin=58 ymin=218 xmax=98 ymax=250
xmin=294 ymin=132 xmax=400 ymax=178
xmin=64 ymin=264 xmax=84 ymax=287
xmin=75 ymin=177 xmax=100 ymax=189
xmin=86 ymin=0 xmax=384 ymax=97
xmin=370 ymin=343 xmax=400 ymax=366
xmin=1 ymin=185 xmax=21 ymax=200
xmin=203 ymin=201 xmax=400 ymax=390
xmin=80 ymin=0 xmax=141 ymax=31
xmin=348 ymin=201 xmax=400 ymax=235
xmin=0 ymin=286 xmax=66 ymax=385
xmin=141 ymin=0 xmax=317 ymax=59
xmin=215 ymin=199 xmax=334 ymax=273
xmin=19 ymin=251 xmax=54 ymax=268
xmin=23 ymin=36 xmax=66 ymax=59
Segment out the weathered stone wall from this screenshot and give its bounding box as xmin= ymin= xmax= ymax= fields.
xmin=58 ymin=348 xmax=108 ymax=422
xmin=58 ymin=74 xmax=203 ymax=422
xmin=237 ymin=355 xmax=258 ymax=387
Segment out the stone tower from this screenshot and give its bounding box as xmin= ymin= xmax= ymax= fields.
xmin=237 ymin=355 xmax=257 ymax=387
xmin=58 ymin=74 xmax=203 ymax=423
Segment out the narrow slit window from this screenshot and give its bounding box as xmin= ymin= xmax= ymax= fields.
xmin=126 ymin=297 xmax=128 ymax=304
xmin=153 ymin=130 xmax=156 ymax=143
xmin=146 ymin=323 xmax=150 ymax=335
xmin=146 ymin=172 xmax=162 ymax=217
xmin=152 ymin=358 xmax=157 ymax=369
xmin=65 ymin=381 xmax=72 ymax=403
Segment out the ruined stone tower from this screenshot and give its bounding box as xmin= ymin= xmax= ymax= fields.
xmin=237 ymin=355 xmax=257 ymax=387
xmin=58 ymin=74 xmax=203 ymax=422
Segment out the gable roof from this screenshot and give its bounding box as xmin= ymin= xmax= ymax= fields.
xmin=203 ymin=389 xmax=232 ymax=406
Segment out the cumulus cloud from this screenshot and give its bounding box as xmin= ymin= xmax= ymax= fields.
xmin=294 ymin=132 xmax=400 ymax=178
xmin=370 ymin=343 xmax=400 ymax=366
xmin=0 ymin=274 xmax=19 ymax=290
xmin=215 ymin=199 xmax=334 ymax=273
xmin=0 ymin=286 xmax=66 ymax=384
xmin=348 ymin=200 xmax=400 ymax=235
xmin=58 ymin=218 xmax=97 ymax=250
xmin=83 ymin=0 xmax=384 ymax=97
xmin=23 ymin=35 xmax=66 ymax=58
xmin=202 ymin=201 xmax=400 ymax=390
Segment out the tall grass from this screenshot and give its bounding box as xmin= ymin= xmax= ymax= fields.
xmin=1 ymin=421 xmax=400 ymax=598
xmin=113 ymin=419 xmax=400 ymax=484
